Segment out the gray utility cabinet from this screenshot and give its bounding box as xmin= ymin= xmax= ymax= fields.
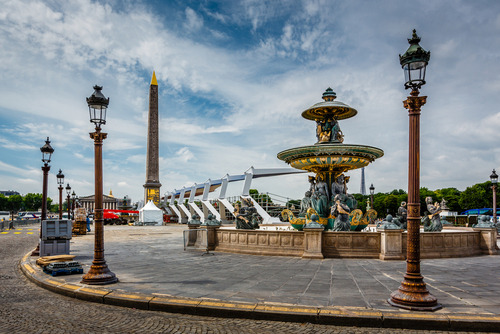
xmin=40 ymin=239 xmax=70 ymax=257
xmin=42 ymin=220 xmax=72 ymax=240
xmin=40 ymin=220 xmax=72 ymax=256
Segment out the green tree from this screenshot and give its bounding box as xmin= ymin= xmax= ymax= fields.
xmin=352 ymin=193 xmax=368 ymax=211
xmin=435 ymin=187 xmax=461 ymax=212
xmin=383 ymin=194 xmax=399 ymax=215
xmin=7 ymin=195 xmax=23 ymax=212
xmin=49 ymin=204 xmax=60 ymax=213
xmin=390 ymin=189 xmax=406 ymax=196
xmin=0 ymin=194 xmax=8 ymax=211
xmin=249 ymin=189 xmax=273 ymax=206
xmin=459 ymin=182 xmax=495 ymax=211
xmin=249 ymin=189 xmax=259 ymax=199
xmin=23 ymin=193 xmax=43 ymax=211
xmin=396 ymin=193 xmax=408 ymax=207
xmin=286 ymin=199 xmax=301 ymax=208
xmin=373 ymin=194 xmax=385 ymax=218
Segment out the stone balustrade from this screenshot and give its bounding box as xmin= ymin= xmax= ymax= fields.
xmin=199 ymin=225 xmax=499 ymax=260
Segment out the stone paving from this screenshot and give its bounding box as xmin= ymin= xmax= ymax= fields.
xmin=4 ymin=224 xmax=500 ymax=333
xmin=63 ymin=225 xmax=500 ymax=315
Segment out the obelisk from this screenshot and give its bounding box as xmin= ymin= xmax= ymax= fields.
xmin=144 ymin=71 xmax=161 ymax=206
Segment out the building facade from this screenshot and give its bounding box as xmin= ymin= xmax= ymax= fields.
xmin=79 ymin=194 xmax=118 ymax=213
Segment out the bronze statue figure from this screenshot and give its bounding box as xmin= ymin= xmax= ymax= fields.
xmin=235 ymin=198 xmax=260 ymax=229
xmin=331 ymin=174 xmax=346 ymax=198
xmin=188 ymin=213 xmax=201 ymax=225
xmin=396 ymin=201 xmax=407 ymax=229
xmin=423 ymin=197 xmax=443 ymax=232
xmin=299 ymin=191 xmax=312 ymax=217
xmin=331 ymin=194 xmax=351 ymax=231
xmin=311 ymin=174 xmax=329 ymax=217
xmin=202 ymin=213 xmax=221 ymax=226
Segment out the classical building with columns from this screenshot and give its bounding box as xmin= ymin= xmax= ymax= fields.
xmin=79 ymin=192 xmax=119 ymax=213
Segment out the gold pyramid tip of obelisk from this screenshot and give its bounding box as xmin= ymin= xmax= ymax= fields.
xmin=151 ymin=71 xmax=158 ymax=86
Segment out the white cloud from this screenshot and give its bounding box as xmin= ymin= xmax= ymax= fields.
xmin=1 ymin=0 xmax=500 ymax=204
xmin=0 ymin=137 xmax=35 ymax=151
xmin=184 ymin=7 xmax=203 ymax=31
xmin=174 ymin=147 xmax=195 ymax=163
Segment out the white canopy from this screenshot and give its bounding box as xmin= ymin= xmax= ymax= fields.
xmin=139 ymin=200 xmax=163 ymax=225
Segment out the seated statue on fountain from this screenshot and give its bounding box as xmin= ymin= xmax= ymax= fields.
xmin=235 ymin=198 xmax=260 ymax=230
xmin=311 ymin=174 xmax=330 ymax=218
xmin=316 ymin=117 xmax=344 ymax=144
xmin=377 ymin=214 xmax=402 ymax=230
xmin=396 ymin=201 xmax=408 ymax=229
xmin=422 ymin=197 xmax=443 ymax=232
xmin=298 ymin=190 xmax=312 ymax=217
xmin=473 ymin=215 xmax=496 ymax=228
xmin=331 ymin=174 xmax=346 ymax=198
xmin=188 ymin=213 xmax=201 ymax=225
xmin=202 ymin=213 xmax=221 ymax=226
xmin=331 ymin=194 xmax=351 ymax=231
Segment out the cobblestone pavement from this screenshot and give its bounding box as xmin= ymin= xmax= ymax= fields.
xmin=1 ymin=226 xmax=498 ymax=333
xmin=63 ymin=225 xmax=500 ymax=315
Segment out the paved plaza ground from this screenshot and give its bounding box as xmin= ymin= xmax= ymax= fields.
xmin=4 ymin=224 xmax=500 ymax=332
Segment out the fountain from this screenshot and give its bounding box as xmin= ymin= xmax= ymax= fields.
xmin=213 ymin=88 xmax=497 ymax=259
xmin=277 ymin=88 xmax=384 ymax=231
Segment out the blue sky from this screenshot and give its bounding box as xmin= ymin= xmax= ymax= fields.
xmin=1 ymin=0 xmax=500 ymax=204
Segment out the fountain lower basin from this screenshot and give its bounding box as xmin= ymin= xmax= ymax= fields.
xmin=212 ymin=226 xmax=498 ymax=259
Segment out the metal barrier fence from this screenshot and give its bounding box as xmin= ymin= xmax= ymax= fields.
xmin=0 ymin=219 xmax=40 ymax=231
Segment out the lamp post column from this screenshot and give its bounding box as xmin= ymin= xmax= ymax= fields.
xmin=41 ymin=164 xmax=50 ymax=221
xmin=32 ymin=137 xmax=54 ymax=257
xmin=81 ymin=127 xmax=117 ymax=284
xmin=31 ymin=164 xmax=50 ymax=256
xmin=67 ymin=193 xmax=71 ymax=219
xmin=493 ymin=184 xmax=497 ymax=227
xmin=389 ymin=89 xmax=440 ymax=311
xmin=58 ymin=185 xmax=63 ymax=219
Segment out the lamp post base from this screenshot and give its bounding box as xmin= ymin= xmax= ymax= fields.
xmin=389 ymin=275 xmax=441 ymax=311
xmin=81 ymin=262 xmax=118 ymax=285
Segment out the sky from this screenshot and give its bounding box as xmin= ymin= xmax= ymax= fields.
xmin=1 ymin=0 xmax=500 ymax=206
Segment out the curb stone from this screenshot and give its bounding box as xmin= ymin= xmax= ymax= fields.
xmin=20 ymin=252 xmax=500 ymax=332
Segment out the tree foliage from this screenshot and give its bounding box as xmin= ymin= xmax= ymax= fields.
xmin=0 ymin=193 xmax=52 ymax=213
xmin=23 ymin=193 xmax=43 ymax=211
xmin=249 ymin=189 xmax=273 ymax=205
xmin=458 ymin=182 xmax=495 ymax=211
xmin=7 ymin=195 xmax=23 ymax=212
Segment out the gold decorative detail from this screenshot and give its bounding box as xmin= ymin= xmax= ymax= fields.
xmin=281 ymin=209 xmax=305 ymax=226
xmin=146 ymin=188 xmax=160 ymax=205
xmin=151 ymin=71 xmax=158 ymax=86
xmin=349 ymin=209 xmax=363 ymax=227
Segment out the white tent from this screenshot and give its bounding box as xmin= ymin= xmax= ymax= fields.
xmin=139 ymin=201 xmax=163 ymax=225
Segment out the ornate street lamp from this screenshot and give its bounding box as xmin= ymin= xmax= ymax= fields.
xmin=71 ymin=190 xmax=76 ymax=219
xmin=491 ymin=169 xmax=498 ymax=227
xmin=81 ymin=85 xmax=117 ymax=285
xmin=369 ymin=184 xmax=375 ymax=209
xmin=389 ymin=30 xmax=440 ymax=311
xmin=40 ymin=137 xmax=54 ymax=221
xmin=32 ymin=137 xmax=54 ymax=256
xmin=57 ymin=169 xmax=64 ymax=219
xmin=66 ymin=184 xmax=71 ymax=219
